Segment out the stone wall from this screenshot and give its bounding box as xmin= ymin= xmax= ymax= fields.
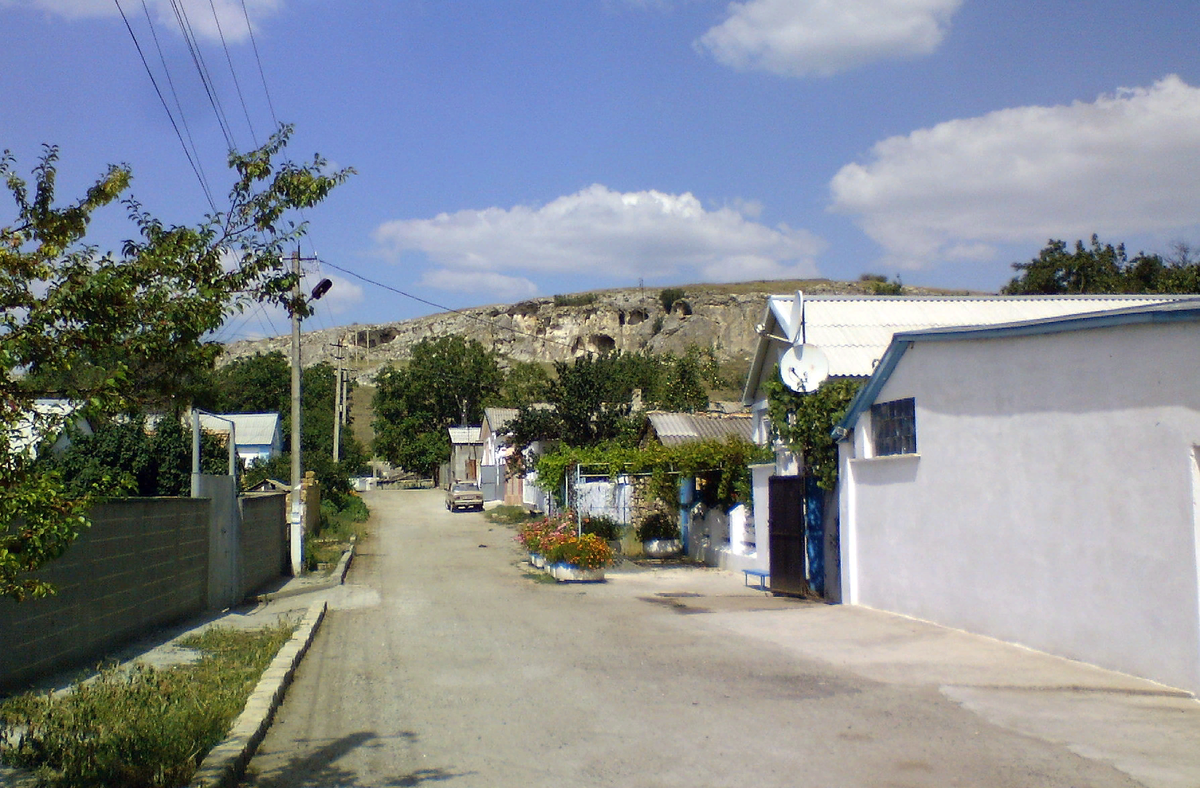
xmin=0 ymin=498 xmax=210 ymax=690
xmin=241 ymin=493 xmax=287 ymax=597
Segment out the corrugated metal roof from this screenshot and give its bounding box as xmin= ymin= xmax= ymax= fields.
xmin=448 ymin=426 xmax=482 ymax=444
xmin=647 ymin=412 xmax=753 ymax=446
xmin=838 ymin=299 xmax=1200 ymax=434
xmin=483 ymin=408 xmax=519 ymax=431
xmin=748 ymin=294 xmax=1197 ymax=387
xmin=199 ymin=413 xmax=280 ymax=446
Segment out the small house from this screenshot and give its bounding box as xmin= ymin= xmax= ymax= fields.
xmin=835 ymin=301 xmax=1200 ymax=694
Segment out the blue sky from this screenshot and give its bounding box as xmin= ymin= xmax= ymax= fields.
xmin=3 ymin=0 xmax=1200 ymax=340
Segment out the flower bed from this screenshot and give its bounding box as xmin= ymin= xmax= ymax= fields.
xmin=516 ymin=513 xmax=614 ymax=582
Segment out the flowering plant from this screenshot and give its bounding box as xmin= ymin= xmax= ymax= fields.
xmin=544 ymin=532 xmax=614 ymax=571
xmin=515 ymin=513 xmax=575 ymax=556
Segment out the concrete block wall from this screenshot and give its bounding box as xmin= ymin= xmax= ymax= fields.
xmin=0 ymin=498 xmax=210 ymax=690
xmin=241 ymin=493 xmax=288 ymax=596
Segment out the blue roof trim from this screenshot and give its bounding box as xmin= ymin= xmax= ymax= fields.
xmin=835 ymin=340 xmax=913 ymax=438
xmin=833 ymin=300 xmax=1200 ymax=440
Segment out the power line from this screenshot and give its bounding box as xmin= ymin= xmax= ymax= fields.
xmin=168 ymin=0 xmax=237 ymax=151
xmin=207 ymin=0 xmax=258 ymax=146
xmin=317 ymin=260 xmax=575 ymax=351
xmin=112 ymin=0 xmax=217 ymax=212
xmin=240 ymin=0 xmax=279 ymax=130
xmin=137 ymin=0 xmax=216 ymax=210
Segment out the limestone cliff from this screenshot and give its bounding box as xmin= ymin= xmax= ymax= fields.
xmin=220 ymin=279 xmax=967 ymax=380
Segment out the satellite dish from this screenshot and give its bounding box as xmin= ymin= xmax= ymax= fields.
xmin=780 ymin=344 xmax=829 ymax=393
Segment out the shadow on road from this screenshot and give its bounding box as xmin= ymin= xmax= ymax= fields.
xmin=244 ymin=730 xmax=470 ymax=787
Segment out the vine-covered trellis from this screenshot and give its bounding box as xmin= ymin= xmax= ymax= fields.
xmin=534 ymin=437 xmax=772 ymax=513
xmin=764 ymin=373 xmax=863 ymax=490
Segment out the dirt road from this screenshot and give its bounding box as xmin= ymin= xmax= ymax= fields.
xmin=240 ymin=488 xmax=1151 ymax=787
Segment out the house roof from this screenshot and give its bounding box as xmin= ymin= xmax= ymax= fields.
xmin=448 ymin=426 xmax=482 ymax=445
xmin=836 ymin=299 xmax=1200 ymax=437
xmin=645 ymin=411 xmax=753 ymax=447
xmin=743 ymin=292 xmax=1196 ymax=404
xmin=198 ymin=413 xmax=280 ymax=446
xmin=482 ymin=407 xmax=519 ymax=433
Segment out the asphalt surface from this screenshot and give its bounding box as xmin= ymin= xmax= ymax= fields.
xmin=238 ymin=488 xmax=1200 ymax=788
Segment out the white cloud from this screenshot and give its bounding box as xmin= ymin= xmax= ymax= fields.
xmin=696 ymin=0 xmax=962 ymax=78
xmin=420 ymin=270 xmax=539 ymax=302
xmin=3 ymin=0 xmax=280 ymax=42
xmin=373 ymin=184 xmax=824 ymax=289
xmin=829 ymin=75 xmax=1200 ymax=268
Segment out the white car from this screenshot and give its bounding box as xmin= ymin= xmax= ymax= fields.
xmin=446 ymin=481 xmax=484 ymax=512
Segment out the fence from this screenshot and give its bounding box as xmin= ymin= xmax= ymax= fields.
xmin=0 ymin=489 xmax=290 ymax=691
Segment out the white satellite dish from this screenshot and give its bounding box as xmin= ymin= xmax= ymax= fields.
xmin=780 ymin=344 xmax=829 ymax=393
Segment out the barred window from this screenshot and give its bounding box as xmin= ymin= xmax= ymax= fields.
xmin=871 ymin=398 xmax=916 ymax=456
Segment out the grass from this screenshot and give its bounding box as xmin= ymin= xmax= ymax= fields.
xmin=308 ymin=495 xmax=370 ymax=572
xmin=485 ymin=505 xmax=537 ymax=526
xmin=0 ymin=623 xmax=295 ymax=788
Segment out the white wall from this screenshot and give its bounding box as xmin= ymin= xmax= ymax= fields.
xmin=840 ymin=321 xmax=1200 ymax=694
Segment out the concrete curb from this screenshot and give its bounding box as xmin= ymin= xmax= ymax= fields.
xmin=188 ymin=599 xmax=327 ymax=788
xmin=252 ymin=535 xmax=356 ymax=603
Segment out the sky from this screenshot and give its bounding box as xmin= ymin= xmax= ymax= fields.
xmin=3 ymin=0 xmax=1200 ymax=341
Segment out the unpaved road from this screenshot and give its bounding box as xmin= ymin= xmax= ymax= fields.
xmin=240 ymin=489 xmax=1150 ymax=787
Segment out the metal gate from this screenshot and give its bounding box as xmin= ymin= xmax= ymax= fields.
xmin=769 ymin=475 xmax=808 ymax=596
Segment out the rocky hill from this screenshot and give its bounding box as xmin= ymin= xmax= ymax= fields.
xmin=221 ymin=279 xmax=972 ymax=382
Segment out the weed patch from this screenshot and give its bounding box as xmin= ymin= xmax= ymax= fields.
xmin=0 ymin=623 xmax=294 ymax=788
xmin=485 ymin=505 xmax=536 ymax=526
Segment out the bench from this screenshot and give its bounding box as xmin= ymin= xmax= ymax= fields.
xmin=743 ymin=568 xmax=769 ymax=591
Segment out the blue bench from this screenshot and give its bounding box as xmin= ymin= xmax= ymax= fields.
xmin=743 ymin=568 xmax=769 ymax=591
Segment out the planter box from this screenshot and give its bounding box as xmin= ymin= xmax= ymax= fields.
xmin=530 ymin=553 xmax=545 ymax=569
xmin=550 ymin=563 xmax=605 ymax=582
xmin=643 ymin=539 xmax=683 ymax=559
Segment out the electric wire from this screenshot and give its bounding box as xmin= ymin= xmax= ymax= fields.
xmin=317 ymin=260 xmax=575 ymax=351
xmin=207 ymin=0 xmax=258 ymax=146
xmin=240 ymin=0 xmax=279 ymax=130
xmin=137 ymin=0 xmax=216 ymax=210
xmin=112 ymin=0 xmax=218 ymax=213
xmin=167 ymin=0 xmax=237 ymax=151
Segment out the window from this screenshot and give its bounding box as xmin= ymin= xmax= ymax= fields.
xmin=871 ymin=398 xmax=916 ymax=456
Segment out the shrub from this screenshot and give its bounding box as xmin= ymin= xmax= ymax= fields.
xmin=637 ymin=511 xmax=680 ymax=542
xmin=553 ymin=293 xmax=597 ymax=307
xmin=659 ymin=287 xmax=685 ymax=313
xmin=581 ymin=514 xmax=621 ymax=541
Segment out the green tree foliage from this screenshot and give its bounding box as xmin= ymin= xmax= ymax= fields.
xmin=504 ymin=348 xmax=717 ymax=461
xmin=497 ymin=360 xmax=553 ymax=408
xmin=765 ymin=375 xmax=862 ymax=491
xmin=211 ymin=353 xmax=368 ymax=500
xmin=372 ymin=335 xmax=503 ymax=476
xmin=39 ymin=416 xmax=229 ymax=499
xmin=211 ymin=351 xmax=290 ymax=415
xmin=1002 ymin=235 xmax=1200 ymax=294
xmin=659 ymin=287 xmax=686 ymax=313
xmin=0 ymin=125 xmax=351 ymax=600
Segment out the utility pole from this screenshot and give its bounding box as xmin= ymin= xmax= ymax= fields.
xmin=332 ymin=338 xmax=345 ymax=462
xmin=288 ymin=250 xmax=333 ymax=576
xmin=290 ymin=250 xmax=304 ymax=575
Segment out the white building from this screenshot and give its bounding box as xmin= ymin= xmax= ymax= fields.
xmin=197 ymin=412 xmax=282 ymax=467
xmin=740 ymin=292 xmax=1193 ymax=597
xmin=835 ymin=301 xmax=1200 ymax=694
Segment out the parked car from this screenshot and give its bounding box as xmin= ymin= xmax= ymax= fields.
xmin=446 ymin=480 xmax=484 ymax=512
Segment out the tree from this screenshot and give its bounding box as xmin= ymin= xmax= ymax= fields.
xmin=497 ymin=360 xmax=553 ymax=408
xmin=372 ymin=335 xmax=503 ymax=477
xmin=0 ymin=125 xmax=352 ymax=600
xmin=1003 ymin=235 xmax=1200 ymax=295
xmin=211 ymin=351 xmax=291 ymax=415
